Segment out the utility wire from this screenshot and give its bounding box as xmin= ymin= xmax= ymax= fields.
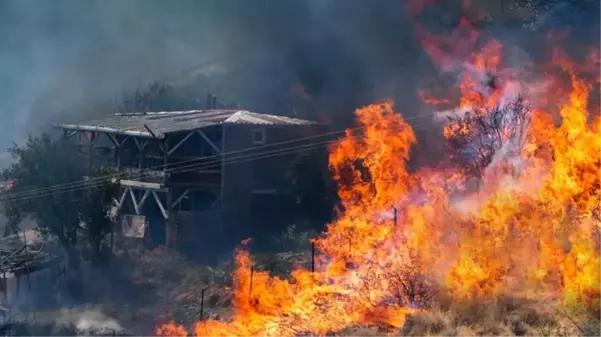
xmin=3 ymin=110 xmax=444 ymax=199
xmin=1 ymin=118 xmax=443 ymax=203
xmin=2 ymin=139 xmax=333 ymax=203
xmin=1 ymin=119 xmax=440 ymax=203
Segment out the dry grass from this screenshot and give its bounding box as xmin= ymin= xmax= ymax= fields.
xmin=387 ymin=296 xmax=600 ymax=337
xmin=85 ymin=243 xmax=599 ymax=336
xmin=114 ymin=244 xmax=235 ymax=325
xmin=116 ymin=246 xmax=599 ymax=336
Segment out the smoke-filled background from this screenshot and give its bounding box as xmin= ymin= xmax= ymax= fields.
xmin=0 ymin=0 xmax=599 ymax=167
xmin=0 ymin=0 xmax=450 ymax=163
xmin=0 ymin=1 xmax=598 ymax=334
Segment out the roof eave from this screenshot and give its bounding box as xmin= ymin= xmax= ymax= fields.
xmin=55 ymin=123 xmax=164 ymax=139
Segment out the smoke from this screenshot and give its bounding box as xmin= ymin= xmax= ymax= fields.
xmin=0 ymin=0 xmax=598 ymax=168
xmin=52 ymin=308 xmax=124 ymax=336
xmin=0 ymin=0 xmax=226 ymax=167
xmin=0 ymin=0 xmax=432 ymax=166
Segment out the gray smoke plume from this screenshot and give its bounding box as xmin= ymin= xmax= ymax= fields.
xmin=0 ymin=0 xmax=598 ymax=167
xmin=0 ymin=0 xmax=436 ymax=168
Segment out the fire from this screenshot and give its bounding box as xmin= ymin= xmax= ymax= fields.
xmin=157 ymin=2 xmax=599 ymax=336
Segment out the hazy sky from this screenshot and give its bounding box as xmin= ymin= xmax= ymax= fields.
xmin=0 ymin=0 xmax=598 ymax=167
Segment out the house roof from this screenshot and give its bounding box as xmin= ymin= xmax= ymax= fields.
xmin=56 ymin=109 xmax=320 ymax=139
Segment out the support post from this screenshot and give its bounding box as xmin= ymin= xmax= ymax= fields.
xmin=22 ymin=231 xmax=31 ymax=290
xmin=165 ymin=190 xmax=174 ymax=248
xmin=133 ymin=138 xmax=148 ymax=170
xmin=249 ymin=265 xmax=254 ymax=299
xmin=162 ymin=137 xmax=169 ymax=177
xmin=87 ymin=132 xmax=96 ymax=175
xmin=0 ymin=273 xmax=6 ymax=307
xmin=200 ymin=288 xmax=206 ymax=320
xmin=115 ymin=135 xmax=122 ymax=171
xmin=162 ymin=137 xmax=175 ymax=248
xmin=144 ymin=125 xmax=174 ymax=248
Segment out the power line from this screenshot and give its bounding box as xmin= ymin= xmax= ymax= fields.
xmin=1 ymin=139 xmax=332 ymax=203
xmin=1 ymin=118 xmax=442 ymax=203
xmin=4 ymin=110 xmax=444 ymax=200
xmin=4 ymin=128 xmax=336 ymax=199
xmin=1 ymin=141 xmax=331 ymax=203
xmin=1 ymin=118 xmax=443 ymax=203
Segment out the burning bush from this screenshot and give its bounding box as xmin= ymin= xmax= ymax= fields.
xmin=155 ymin=1 xmax=600 ymax=336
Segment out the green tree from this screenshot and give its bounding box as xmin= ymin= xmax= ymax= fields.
xmin=1 ymin=134 xmax=118 ymax=267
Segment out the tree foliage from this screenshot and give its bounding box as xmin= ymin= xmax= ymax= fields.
xmin=512 ymin=0 xmax=600 ymax=30
xmin=1 ymin=134 xmax=118 ymax=264
xmin=116 ymin=81 xmax=238 ymax=113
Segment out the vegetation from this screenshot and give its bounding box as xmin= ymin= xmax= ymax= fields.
xmin=444 ymin=95 xmax=532 ymax=178
xmin=513 ymin=0 xmax=600 ymax=30
xmin=116 ymin=81 xmax=230 ymax=113
xmin=1 ymin=134 xmax=118 ymax=266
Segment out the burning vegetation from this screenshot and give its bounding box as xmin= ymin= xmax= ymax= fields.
xmin=155 ymin=1 xmax=600 ymax=336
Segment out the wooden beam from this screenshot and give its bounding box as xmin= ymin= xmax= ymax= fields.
xmin=120 ymin=179 xmax=166 ymax=191
xmin=133 ymin=138 xmax=149 ymax=151
xmin=153 ymin=191 xmax=169 ymax=220
xmin=56 ymin=123 xmax=163 ymax=139
xmin=104 ymin=133 xmax=123 ymax=169
xmin=167 ymin=131 xmax=195 ymax=156
xmin=119 ymin=136 xmax=130 ymax=147
xmin=128 ymin=187 xmax=139 ymax=215
xmin=163 ymin=137 xmax=170 ymax=180
xmin=171 ymin=189 xmax=190 ymax=209
xmin=104 ymin=133 xmax=119 ymax=148
xmin=118 ymin=188 xmax=128 ymax=210
xmin=83 ymin=131 xmax=97 ymax=142
xmin=197 ymin=130 xmax=221 ymax=154
xmin=143 ymin=124 xmax=159 ymax=139
xmin=87 ymin=132 xmax=95 ymax=174
xmin=138 ymin=190 xmax=151 ymax=210
xmin=167 ymin=182 xmax=220 ymax=191
xmin=140 ymin=125 xmax=167 ymax=155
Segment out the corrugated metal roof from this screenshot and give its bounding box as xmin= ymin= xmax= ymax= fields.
xmin=56 ymin=109 xmax=319 ymax=139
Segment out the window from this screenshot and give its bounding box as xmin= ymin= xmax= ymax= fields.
xmin=252 ymin=128 xmax=266 ymax=145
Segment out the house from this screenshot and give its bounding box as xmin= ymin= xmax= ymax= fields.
xmin=56 ymin=109 xmax=326 ymax=257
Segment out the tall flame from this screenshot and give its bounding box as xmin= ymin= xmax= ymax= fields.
xmin=157 ymin=2 xmax=600 ymax=335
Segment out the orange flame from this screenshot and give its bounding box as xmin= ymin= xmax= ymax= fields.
xmin=157 ymin=2 xmax=600 ymax=335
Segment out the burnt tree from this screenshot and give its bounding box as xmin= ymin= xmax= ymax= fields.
xmin=444 ymin=95 xmax=532 ymax=179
